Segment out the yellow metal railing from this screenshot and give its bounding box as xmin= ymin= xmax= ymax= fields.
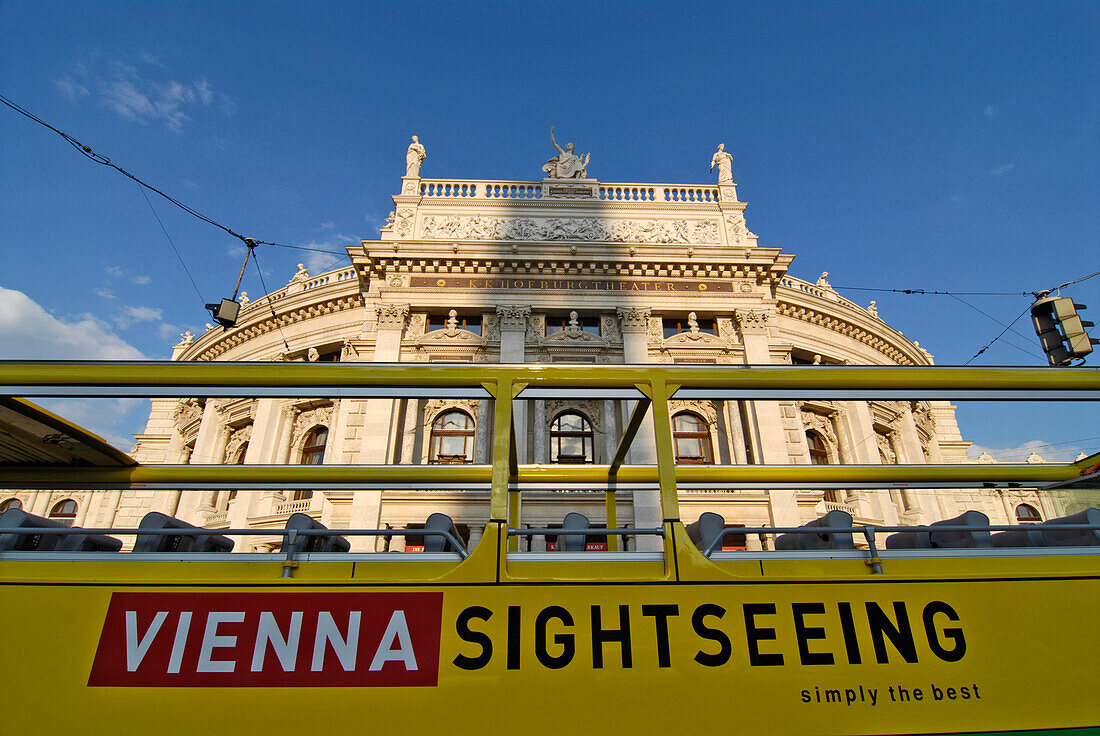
xmin=1 ymin=361 xmax=1098 ymax=559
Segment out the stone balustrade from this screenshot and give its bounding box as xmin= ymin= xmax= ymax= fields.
xmin=416 ymin=179 xmax=721 ymax=204
xmin=779 ymin=276 xmax=865 ymax=313
xmin=249 ymin=266 xmax=357 ymax=309
xmin=273 ymin=498 xmax=314 ymax=515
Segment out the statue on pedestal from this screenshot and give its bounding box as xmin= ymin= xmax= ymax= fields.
xmin=405 ymin=135 xmax=426 ymax=177
xmin=710 ymin=143 xmax=733 ymax=183
xmin=543 ymin=125 xmax=590 ymax=179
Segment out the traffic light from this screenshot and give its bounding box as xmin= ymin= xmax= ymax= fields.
xmin=1031 ymin=294 xmax=1097 ymax=366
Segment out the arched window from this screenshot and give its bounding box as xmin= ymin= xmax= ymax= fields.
xmin=806 ymin=431 xmax=829 ymax=465
xmin=1015 ymin=504 xmax=1042 ymax=523
xmin=550 ymin=412 xmax=594 ymax=464
xmin=0 ymin=498 xmax=22 ymax=514
xmin=429 ymin=410 xmax=475 ymax=464
xmin=295 ymin=427 xmax=328 ymax=501
xmin=49 ymin=499 xmax=78 ymax=526
xmin=673 ymin=412 xmax=713 ymax=464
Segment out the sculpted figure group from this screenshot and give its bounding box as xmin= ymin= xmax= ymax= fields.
xmin=543 ymin=126 xmax=590 ymax=179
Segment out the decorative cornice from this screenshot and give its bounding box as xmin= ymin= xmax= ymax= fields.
xmin=775 ymin=302 xmax=917 ymax=365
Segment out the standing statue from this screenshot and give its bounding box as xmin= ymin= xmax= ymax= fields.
xmin=543 ymin=125 xmax=590 ymax=179
xmin=405 ymin=135 xmax=426 ymax=177
xmin=710 ymin=143 xmax=733 ymax=183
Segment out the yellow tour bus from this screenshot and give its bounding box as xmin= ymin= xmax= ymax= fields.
xmin=0 ymin=361 xmax=1098 ymax=736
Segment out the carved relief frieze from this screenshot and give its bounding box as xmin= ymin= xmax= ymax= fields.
xmin=723 ymin=211 xmax=757 ymax=245
xmin=526 ymin=314 xmax=546 ymax=341
xmin=291 ymin=404 xmax=334 ymax=449
xmin=424 ymin=399 xmax=481 ymax=426
xmin=173 ymin=399 xmax=204 ymax=434
xmin=394 ymin=207 xmax=416 ymax=238
xmin=419 ymin=215 xmax=721 ymax=244
xmin=481 ymin=314 xmax=500 ymax=343
xmin=669 ymin=400 xmax=719 ymax=425
xmin=646 ymin=317 xmax=664 ymax=345
xmin=223 ymin=424 xmax=253 ymax=463
xmin=876 ymin=433 xmax=898 ymax=465
xmin=600 ymin=315 xmax=621 ymax=343
xmin=545 ymin=400 xmax=602 ymax=432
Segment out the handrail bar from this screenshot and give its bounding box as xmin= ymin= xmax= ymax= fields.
xmin=0 ymin=526 xmax=469 ymax=560
xmin=507 ymin=527 xmax=665 ymax=538
xmin=702 ymin=523 xmax=1100 ymax=557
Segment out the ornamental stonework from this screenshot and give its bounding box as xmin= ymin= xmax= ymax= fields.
xmin=496 ymin=305 xmax=531 ymax=330
xmin=734 ymin=308 xmax=769 ymax=335
xmin=375 ymin=303 xmax=410 ymax=328
xmin=616 ymin=307 xmax=651 ymax=331
xmin=419 ymin=215 xmax=721 ymax=244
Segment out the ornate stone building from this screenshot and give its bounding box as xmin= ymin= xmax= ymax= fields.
xmin=2 ymin=138 xmax=1056 ymax=549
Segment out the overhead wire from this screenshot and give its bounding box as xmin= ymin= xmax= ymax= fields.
xmin=248 ymin=249 xmax=291 ymax=353
xmin=135 ymin=182 xmax=206 ymax=304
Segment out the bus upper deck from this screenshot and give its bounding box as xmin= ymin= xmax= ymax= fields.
xmin=0 ymin=361 xmax=1098 ymax=735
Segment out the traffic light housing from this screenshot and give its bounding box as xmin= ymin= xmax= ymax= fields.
xmin=1031 ymin=295 xmax=1098 ymax=366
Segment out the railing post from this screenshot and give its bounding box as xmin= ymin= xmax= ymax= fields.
xmin=861 ymin=526 xmax=884 ymax=575
xmin=640 ymin=379 xmax=682 ymax=557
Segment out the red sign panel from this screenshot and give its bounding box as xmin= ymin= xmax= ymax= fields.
xmin=88 ymin=592 xmax=442 ymax=687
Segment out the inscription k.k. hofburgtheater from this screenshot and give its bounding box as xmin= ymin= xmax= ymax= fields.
xmin=408 ymin=276 xmax=738 ymax=292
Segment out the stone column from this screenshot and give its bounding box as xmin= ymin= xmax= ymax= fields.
xmin=178 ymin=401 xmax=228 ymax=522
xmin=475 ymin=399 xmax=490 ymax=463
xmin=496 ymin=305 xmax=530 ymax=463
xmin=735 ymin=308 xmax=800 ymax=527
xmin=617 ymin=307 xmax=662 ymax=550
xmin=533 ymin=400 xmax=547 ymax=463
xmin=351 ymin=303 xmax=408 ymax=550
xmin=399 ymin=399 xmax=421 ymax=464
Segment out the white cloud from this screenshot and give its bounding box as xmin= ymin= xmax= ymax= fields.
xmin=321 ymin=221 xmax=336 ymax=230
xmin=990 ymin=163 xmax=1015 ymax=176
xmin=94 ymin=286 xmax=115 ymax=301
xmin=64 ymin=59 xmax=233 ymax=132
xmin=112 ymin=305 xmax=164 ymax=330
xmin=984 ymin=105 xmax=997 ymax=118
xmin=55 ymin=75 xmax=89 ymax=99
xmin=195 ymin=78 xmax=213 ymax=105
xmin=105 ymin=265 xmax=125 ymax=278
xmin=967 ymin=439 xmax=1093 ymax=463
xmin=0 ymin=286 xmax=145 ymax=359
xmin=131 ymin=274 xmax=152 ymax=286
xmin=37 ymin=397 xmax=148 ymax=450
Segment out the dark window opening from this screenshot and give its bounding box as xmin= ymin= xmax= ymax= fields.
xmin=550 ymin=412 xmax=595 ymax=464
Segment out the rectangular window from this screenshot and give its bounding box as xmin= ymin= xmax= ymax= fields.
xmin=428 ymin=314 xmax=481 ymax=335
xmin=663 ymin=317 xmax=717 ymax=338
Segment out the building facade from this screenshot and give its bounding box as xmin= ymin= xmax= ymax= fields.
xmin=1 ymin=141 xmax=1058 ymax=548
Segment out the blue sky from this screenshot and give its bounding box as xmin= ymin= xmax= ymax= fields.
xmin=1 ymin=0 xmax=1097 ymax=459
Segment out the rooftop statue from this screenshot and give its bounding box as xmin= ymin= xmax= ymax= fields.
xmin=405 ymin=135 xmax=426 ymax=178
xmin=710 ymin=143 xmax=733 ymax=183
xmin=542 ymin=125 xmax=590 ymax=179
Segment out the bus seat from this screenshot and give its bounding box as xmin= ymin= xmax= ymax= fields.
xmin=133 ymin=512 xmax=234 ymax=553
xmin=283 ymin=513 xmax=350 ymax=554
xmin=887 ymin=510 xmax=992 ymax=549
xmin=423 ymin=512 xmax=463 ymax=553
xmin=776 ymin=510 xmax=855 ymax=550
xmin=686 ymin=512 xmax=726 ymax=552
xmin=1040 ymin=508 xmax=1100 ymax=546
xmin=557 ymin=512 xmax=591 ymax=552
xmin=0 ymin=508 xmax=122 ymax=552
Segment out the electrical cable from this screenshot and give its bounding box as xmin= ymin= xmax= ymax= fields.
xmin=974 ymin=435 xmax=1100 ymax=459
xmin=964 ymin=304 xmax=1033 ymax=365
xmin=1 ymin=94 xmax=348 ymax=264
xmin=136 ymin=182 xmax=206 ymax=305
xmin=947 ymin=293 xmax=1039 ymax=358
xmin=248 ymin=249 xmax=291 ymax=352
xmin=1054 ymin=270 xmax=1100 ymax=291
xmin=834 ymin=285 xmax=1033 ymax=296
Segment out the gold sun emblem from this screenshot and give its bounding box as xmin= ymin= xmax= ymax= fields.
xmin=698 ymin=283 xmax=708 ymax=291
xmin=436 ymin=279 xmax=446 ymax=287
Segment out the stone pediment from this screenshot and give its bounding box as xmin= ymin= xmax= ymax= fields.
xmin=416 ymin=327 xmax=484 ymax=346
xmin=663 ymin=330 xmax=727 ymax=347
xmin=541 ymin=327 xmax=609 ymax=348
